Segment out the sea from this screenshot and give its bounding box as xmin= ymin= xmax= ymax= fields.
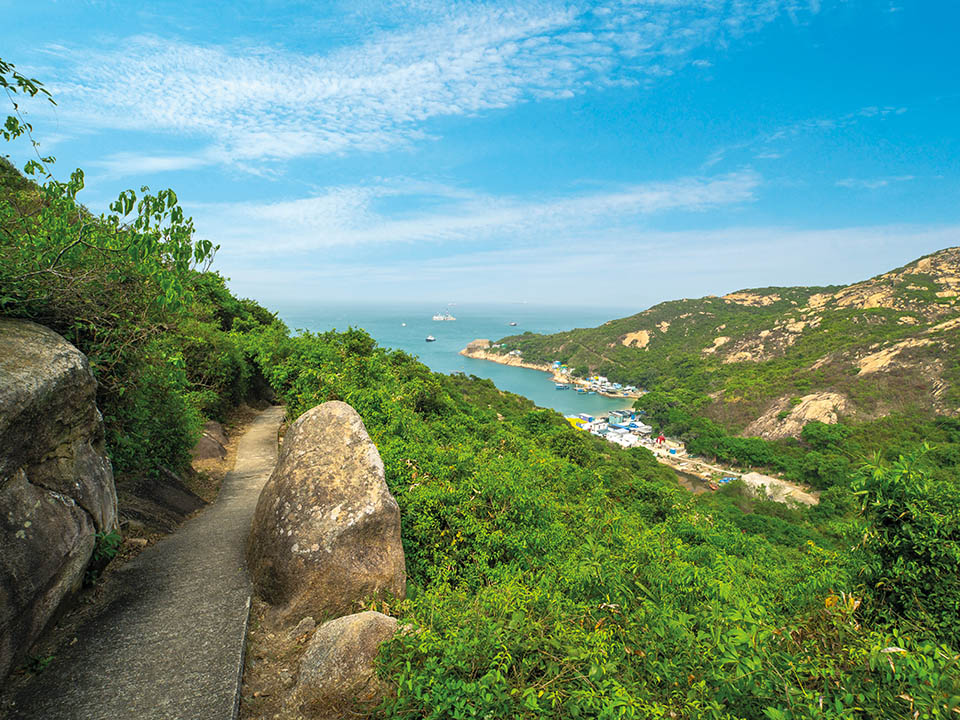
xmin=276 ymin=301 xmax=637 ymax=417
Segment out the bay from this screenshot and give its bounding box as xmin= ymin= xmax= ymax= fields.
xmin=276 ymin=301 xmax=636 ymax=417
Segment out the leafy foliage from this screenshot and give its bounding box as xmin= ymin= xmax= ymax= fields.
xmin=241 ymin=327 xmax=960 ymax=719
xmin=0 ymin=64 xmax=280 ymax=478
xmin=854 ymin=451 xmax=960 ymax=646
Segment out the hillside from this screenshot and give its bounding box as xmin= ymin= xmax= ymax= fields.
xmin=492 ymin=247 xmax=960 ymax=437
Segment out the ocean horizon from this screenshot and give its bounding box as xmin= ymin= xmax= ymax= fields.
xmin=274 ymin=301 xmax=638 ymax=417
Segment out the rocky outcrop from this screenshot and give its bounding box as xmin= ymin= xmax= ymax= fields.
xmin=621 ymin=330 xmax=650 ymax=349
xmin=294 ymin=611 xmax=398 ymax=718
xmin=247 ymin=401 xmax=405 ymax=619
xmin=463 ymin=338 xmax=491 ymax=353
xmin=723 ymin=291 xmax=782 ymax=307
xmin=0 ymin=319 xmax=118 ymax=680
xmin=190 ymin=420 xmax=228 ymax=460
xmin=856 ymin=338 xmax=937 ymax=375
xmin=803 ymin=246 xmax=960 ymax=318
xmin=459 ymin=342 xmax=553 ymax=373
xmin=743 ymin=392 xmax=850 ymax=441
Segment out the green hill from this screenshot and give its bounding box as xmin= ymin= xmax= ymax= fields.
xmin=494 ymin=248 xmax=960 ymax=435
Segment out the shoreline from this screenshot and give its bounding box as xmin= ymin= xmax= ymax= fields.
xmin=460 ymin=341 xmax=642 ymax=401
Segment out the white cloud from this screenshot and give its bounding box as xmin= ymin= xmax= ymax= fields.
xmin=702 ymin=103 xmax=912 ymax=169
xmin=835 ymin=175 xmax=916 ymax=190
xmin=192 ymin=170 xmax=760 ymax=253
xmin=220 ymin=222 xmax=960 ymax=307
xmin=43 ymin=1 xmax=817 ymax=167
xmin=92 ymin=151 xmax=214 ymax=176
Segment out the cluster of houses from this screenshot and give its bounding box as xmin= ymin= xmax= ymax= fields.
xmin=565 ymin=409 xmax=656 ymax=448
xmin=551 ymin=363 xmax=640 ymax=397
xmin=581 ymin=372 xmax=639 ymax=395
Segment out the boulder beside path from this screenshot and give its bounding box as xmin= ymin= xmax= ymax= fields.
xmin=0 ymin=319 xmax=118 ymax=681
xmin=295 ymin=611 xmax=398 ymax=718
xmin=247 ymin=401 xmax=406 ymax=619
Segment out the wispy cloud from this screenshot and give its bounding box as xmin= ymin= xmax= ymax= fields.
xmin=192 ymin=170 xmax=760 ymax=253
xmin=221 ymin=222 xmax=960 ymax=306
xmin=702 ymin=104 xmax=909 ymax=169
xmin=42 ymin=0 xmax=819 ymax=169
xmin=835 ymin=174 xmax=916 ymax=190
xmin=91 ymin=151 xmax=216 ymax=176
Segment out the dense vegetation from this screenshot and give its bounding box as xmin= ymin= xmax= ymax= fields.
xmin=0 ymin=60 xmax=281 ymax=480
xmin=244 ymin=327 xmax=960 ymax=719
xmin=4 ymin=59 xmax=959 ymax=718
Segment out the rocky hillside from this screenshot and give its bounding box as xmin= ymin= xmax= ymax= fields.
xmin=495 ymin=247 xmax=960 ymax=437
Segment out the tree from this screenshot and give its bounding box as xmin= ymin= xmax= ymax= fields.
xmin=854 ymin=449 xmax=960 ymax=644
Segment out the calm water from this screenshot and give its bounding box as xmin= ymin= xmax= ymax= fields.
xmin=277 ymin=302 xmax=636 ymax=417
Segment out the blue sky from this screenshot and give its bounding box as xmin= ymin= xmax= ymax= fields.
xmin=4 ymin=1 xmax=959 ymax=310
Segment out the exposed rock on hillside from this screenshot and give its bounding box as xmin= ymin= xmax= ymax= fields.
xmin=247 ymin=401 xmax=406 ymax=620
xmin=856 ymin=338 xmax=937 ymax=375
xmin=723 ymin=291 xmax=781 ymax=307
xmin=621 ymin=330 xmax=650 ymax=348
xmin=294 ymin=611 xmax=398 ymax=719
xmin=805 ymin=247 xmax=960 ymax=317
xmin=702 ymin=336 xmax=730 ymax=354
xmin=744 ymin=392 xmax=850 ymax=441
xmin=0 ymin=319 xmax=118 ymax=680
xmin=491 ymin=246 xmax=960 ymax=430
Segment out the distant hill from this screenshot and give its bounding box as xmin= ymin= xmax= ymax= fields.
xmin=494 ymin=247 xmax=960 ymax=437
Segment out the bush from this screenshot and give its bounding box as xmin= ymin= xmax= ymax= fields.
xmin=854 ymin=451 xmax=960 ymax=646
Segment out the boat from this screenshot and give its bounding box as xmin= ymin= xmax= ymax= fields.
xmin=425 ymin=335 xmax=436 ymax=342
xmin=555 ymin=383 xmax=570 ymax=390
xmin=587 ymin=390 xmax=596 ymax=395
xmin=433 ymin=312 xmax=456 ymax=321
xmin=432 ymin=313 xmax=444 ymax=321
xmin=575 ymin=388 xmax=586 ymax=393
xmin=401 ymin=322 xmax=406 ymax=327
xmin=509 ymin=321 xmax=517 ymax=326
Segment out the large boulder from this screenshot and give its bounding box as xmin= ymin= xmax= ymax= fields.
xmin=0 ymin=319 xmax=118 ymax=680
xmin=247 ymin=401 xmax=405 ymax=618
xmin=294 ymin=611 xmax=398 ymax=718
xmin=190 ymin=420 xmax=228 ymax=461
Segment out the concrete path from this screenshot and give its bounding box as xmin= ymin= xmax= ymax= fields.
xmin=6 ymin=405 xmax=285 ymax=720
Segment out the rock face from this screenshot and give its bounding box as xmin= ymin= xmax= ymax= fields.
xmin=190 ymin=420 xmax=228 ymax=460
xmin=247 ymin=401 xmax=405 ymax=619
xmin=295 ymin=611 xmax=398 ymax=718
xmin=0 ymin=319 xmax=118 ymax=680
xmin=743 ymin=392 xmax=850 ymax=441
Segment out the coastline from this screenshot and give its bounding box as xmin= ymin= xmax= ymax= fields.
xmin=460 ymin=340 xmax=642 ymax=400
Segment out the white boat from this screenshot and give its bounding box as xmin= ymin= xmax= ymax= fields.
xmin=425 ymin=335 xmax=436 ymax=342
xmin=432 ymin=313 xmax=444 ymax=321
xmin=509 ymin=321 xmax=517 ymax=326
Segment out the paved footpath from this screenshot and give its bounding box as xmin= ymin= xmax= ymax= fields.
xmin=7 ymin=405 xmax=285 ymax=720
